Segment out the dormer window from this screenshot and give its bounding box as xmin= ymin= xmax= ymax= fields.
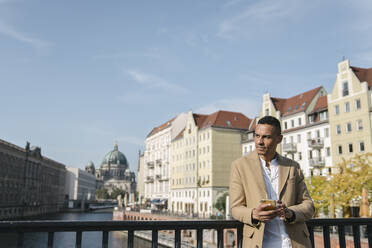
xmin=226 ymin=120 xmax=231 ymax=126
xmin=287 ymin=106 xmax=292 ymax=112
xmin=343 ymin=81 xmax=349 ymax=96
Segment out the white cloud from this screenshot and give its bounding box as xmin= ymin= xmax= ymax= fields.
xmin=0 ymin=21 xmax=52 ymax=49
xmin=126 ymin=69 xmax=188 ymax=93
xmin=195 ymin=98 xmax=261 ymax=118
xmin=217 ymin=0 xmax=299 ymax=39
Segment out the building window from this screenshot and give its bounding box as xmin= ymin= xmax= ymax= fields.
xmin=343 ymin=81 xmax=349 ymax=96
xmin=346 ymin=122 xmax=352 ymax=133
xmin=320 ymin=111 xmax=328 ymax=121
xmin=326 ymin=147 xmax=330 ymax=156
xmin=290 ymin=136 xmax=294 ymax=143
xmin=336 ymin=125 xmax=341 ymax=135
xmin=297 ymin=134 xmax=301 ymax=143
xmin=291 ymin=120 xmax=294 ymax=128
xmin=309 ymin=150 xmax=313 ymax=159
xmin=335 ymin=105 xmax=340 ymax=115
xmin=299 ymin=152 xmax=302 ymax=160
xmin=338 ymin=145 xmax=343 ymax=155
xmin=316 ymin=130 xmax=320 ymax=138
xmin=284 ymin=122 xmax=288 ymax=130
xmin=356 ymin=99 xmax=361 ymax=110
xmin=298 ymin=118 xmax=302 ymax=126
xmin=325 ymin=128 xmax=329 ymax=137
xmin=348 ymin=143 xmax=353 ymax=153
xmin=265 ymin=108 xmax=269 ymax=116
xmin=308 ymin=115 xmax=314 ymax=123
xmin=357 ymin=120 xmax=363 ymax=130
xmin=360 ymin=141 xmax=365 ymax=152
xmin=283 ymin=137 xmax=286 ymax=144
xmin=307 ymin=132 xmax=311 ymax=139
xmin=345 ymin=102 xmax=350 ymax=113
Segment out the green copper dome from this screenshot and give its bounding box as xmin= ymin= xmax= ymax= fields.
xmin=101 ymin=143 xmax=128 ymax=168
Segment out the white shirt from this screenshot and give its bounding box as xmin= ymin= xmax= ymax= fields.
xmin=259 ymin=156 xmax=292 ymax=248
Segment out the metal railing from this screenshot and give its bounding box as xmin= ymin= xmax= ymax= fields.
xmin=0 ymin=220 xmax=243 ymax=248
xmin=1 ymin=218 xmax=371 ymax=248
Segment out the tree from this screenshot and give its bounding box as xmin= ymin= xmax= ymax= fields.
xmin=95 ymin=187 xmax=109 ymax=199
xmin=110 ymin=187 xmax=126 ymax=199
xmin=326 ymin=153 xmax=372 ymax=216
xmin=306 ymin=153 xmax=372 ymax=217
xmin=214 ymin=192 xmax=229 ymax=213
xmin=305 ymin=175 xmax=329 ymax=217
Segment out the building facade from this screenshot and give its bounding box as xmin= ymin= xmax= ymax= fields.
xmin=328 ymin=60 xmax=372 ymax=165
xmin=246 ymin=87 xmax=333 ymax=177
xmin=64 ymin=167 xmax=97 ymax=201
xmin=96 ymin=143 xmax=136 ymax=198
xmin=170 ymin=110 xmax=251 ymax=217
xmin=0 ymin=139 xmax=66 ymax=220
xmin=143 ymin=113 xmax=187 ymax=209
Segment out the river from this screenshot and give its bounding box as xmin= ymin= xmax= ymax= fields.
xmin=0 ymin=210 xmax=168 ymax=248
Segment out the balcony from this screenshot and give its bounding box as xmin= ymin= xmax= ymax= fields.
xmin=155 ymin=174 xmax=161 ymax=180
xmin=159 ymin=176 xmax=169 ymax=181
xmin=1 ymin=218 xmax=371 ymax=248
xmin=147 ymin=161 xmax=154 ymax=168
xmin=145 ymin=176 xmax=154 ymax=183
xmin=308 ymin=138 xmax=324 ymax=149
xmin=309 ymin=157 xmax=326 ymax=168
xmin=283 ymin=143 xmax=297 ymax=153
xmin=156 ymin=159 xmax=162 ymax=165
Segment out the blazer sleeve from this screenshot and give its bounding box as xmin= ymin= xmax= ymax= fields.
xmin=229 ymin=160 xmax=259 ymax=227
xmin=287 ymin=163 xmax=315 ymax=223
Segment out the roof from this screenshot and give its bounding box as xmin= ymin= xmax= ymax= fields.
xmin=196 ymin=110 xmax=252 ymax=130
xmin=350 ymin=66 xmax=372 ymax=88
xmin=311 ymin=95 xmax=328 ymax=113
xmin=147 ymin=117 xmax=175 ymax=138
xmin=271 ymin=86 xmax=322 ymax=116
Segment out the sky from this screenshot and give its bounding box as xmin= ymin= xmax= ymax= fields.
xmin=1 ymin=0 xmax=372 ymax=172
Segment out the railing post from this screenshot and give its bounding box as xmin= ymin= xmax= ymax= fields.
xmin=322 ymin=225 xmax=331 ymax=248
xmin=48 ymin=232 xmax=54 ymax=248
xmin=127 ymin=230 xmax=134 ymax=248
xmin=197 ymin=228 xmax=203 ymax=248
xmin=174 ymin=229 xmax=181 ymax=248
xmin=152 ymin=229 xmax=158 ymax=248
xmin=217 ymin=228 xmax=224 ymax=248
xmin=307 ymin=224 xmax=314 ymax=248
xmin=75 ymin=231 xmax=82 ymax=248
xmin=367 ymin=224 xmax=372 ymax=247
xmin=337 ymin=225 xmax=346 ymax=248
xmin=237 ymin=225 xmax=243 ymax=248
xmin=17 ymin=232 xmax=24 ymax=248
xmin=352 ymin=225 xmax=361 ymax=248
xmin=102 ymin=231 xmax=108 ymax=248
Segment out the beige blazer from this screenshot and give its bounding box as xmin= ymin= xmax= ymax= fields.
xmin=229 ymin=151 xmax=314 ymax=248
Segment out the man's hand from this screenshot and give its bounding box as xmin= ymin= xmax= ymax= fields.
xmin=252 ymin=203 xmax=280 ymax=223
xmin=277 ymin=201 xmax=295 ymax=222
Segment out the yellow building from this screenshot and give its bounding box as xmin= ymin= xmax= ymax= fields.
xmin=328 ymin=60 xmax=372 ymax=165
xmin=170 ymin=110 xmax=252 ymax=217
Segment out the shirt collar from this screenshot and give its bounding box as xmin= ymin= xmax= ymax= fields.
xmin=259 ymin=154 xmax=278 ymax=168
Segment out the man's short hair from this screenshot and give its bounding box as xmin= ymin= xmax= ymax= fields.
xmin=257 ymin=116 xmax=281 ymax=135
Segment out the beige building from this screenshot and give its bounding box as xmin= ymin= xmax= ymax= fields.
xmin=328 ymin=60 xmax=372 ymax=165
xmin=170 ymin=110 xmax=252 ymax=217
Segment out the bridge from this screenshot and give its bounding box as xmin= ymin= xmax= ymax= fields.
xmin=0 ymin=218 xmax=371 ymax=248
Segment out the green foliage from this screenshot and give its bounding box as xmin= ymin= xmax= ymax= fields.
xmin=214 ymin=192 xmax=229 ymax=213
xmin=110 ymin=187 xmax=126 ymax=199
xmin=95 ymin=187 xmax=109 ymax=199
xmin=307 ymin=153 xmax=372 ymax=217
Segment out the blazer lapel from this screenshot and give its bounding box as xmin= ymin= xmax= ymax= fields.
xmin=277 ymin=154 xmax=291 ymax=200
xmin=245 ymin=151 xmax=268 ymax=199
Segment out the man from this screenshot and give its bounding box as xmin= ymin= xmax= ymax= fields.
xmin=229 ymin=116 xmax=314 ymax=248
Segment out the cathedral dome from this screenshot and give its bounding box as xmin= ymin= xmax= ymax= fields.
xmin=101 ymin=143 xmax=128 ymax=169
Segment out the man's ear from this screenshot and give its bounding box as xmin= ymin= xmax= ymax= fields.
xmin=277 ymin=134 xmax=283 ymax=143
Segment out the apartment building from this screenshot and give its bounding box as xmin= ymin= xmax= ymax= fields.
xmin=170 ymin=110 xmax=251 ymax=217
xmin=144 ymin=113 xmax=187 ymax=210
xmin=328 ymin=60 xmax=372 ymax=165
xmin=243 ymin=87 xmax=332 ymax=177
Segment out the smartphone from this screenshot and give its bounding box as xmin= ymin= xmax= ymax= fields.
xmin=260 ymin=199 xmax=277 ymax=210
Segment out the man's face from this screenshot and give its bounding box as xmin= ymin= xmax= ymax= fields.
xmin=254 ymin=124 xmax=282 ymax=158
